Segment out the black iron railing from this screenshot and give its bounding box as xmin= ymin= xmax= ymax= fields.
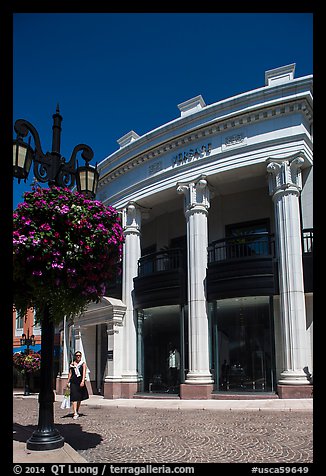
xmin=138 ymin=248 xmax=184 ymax=277
xmin=137 ymin=229 xmax=313 ymax=276
xmin=208 ymin=232 xmax=275 ymax=264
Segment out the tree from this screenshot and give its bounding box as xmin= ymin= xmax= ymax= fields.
xmin=13 ymin=185 xmax=125 ymax=449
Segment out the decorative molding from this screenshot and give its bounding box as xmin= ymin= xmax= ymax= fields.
xmin=225 ymin=133 xmax=245 ymax=146
xmin=98 ymin=97 xmax=312 ymax=189
xmin=78 ymin=297 xmax=126 ymax=328
xmin=266 ymin=153 xmax=304 ymax=199
xmin=222 ymin=130 xmax=247 ymax=151
xmin=122 ymin=202 xmax=142 ymax=234
xmin=265 ymin=64 xmax=296 ymax=86
xmin=117 ymin=130 xmax=140 ymax=148
xmin=177 ymin=95 xmax=206 ymax=117
xmin=177 ymin=175 xmax=210 ymax=215
xmin=148 ymin=160 xmax=162 ymax=176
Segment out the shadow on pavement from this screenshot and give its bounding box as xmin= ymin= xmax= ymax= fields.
xmin=13 ymin=423 xmax=34 ymax=442
xmin=13 ymin=422 xmax=103 ymax=451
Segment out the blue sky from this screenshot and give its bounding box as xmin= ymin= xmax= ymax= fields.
xmin=13 ymin=12 xmax=313 ymax=209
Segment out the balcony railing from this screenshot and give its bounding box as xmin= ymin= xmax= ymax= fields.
xmin=208 ymin=232 xmax=275 ymax=264
xmin=136 ymin=229 xmax=312 ymax=278
xmin=138 ymin=248 xmax=184 ymax=277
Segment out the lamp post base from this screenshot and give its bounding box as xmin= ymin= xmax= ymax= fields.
xmin=27 ymin=430 xmax=64 ymax=451
xmin=29 ymin=306 xmax=64 ymax=451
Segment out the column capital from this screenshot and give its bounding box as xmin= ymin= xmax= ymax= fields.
xmin=122 ymin=201 xmax=142 ymax=235
xmin=177 ymin=175 xmax=210 ymax=215
xmin=266 ymin=153 xmax=304 ymax=199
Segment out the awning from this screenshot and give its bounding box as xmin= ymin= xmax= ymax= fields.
xmin=78 ymin=296 xmax=126 ymax=326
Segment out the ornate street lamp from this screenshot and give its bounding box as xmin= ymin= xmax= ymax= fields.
xmin=75 ymin=159 xmax=99 ymax=199
xmin=20 ymin=329 xmax=36 ymax=396
xmin=13 ymin=107 xmax=99 ymax=450
xmin=13 ymin=105 xmax=99 ymax=198
xmin=20 ymin=331 xmax=36 ymax=348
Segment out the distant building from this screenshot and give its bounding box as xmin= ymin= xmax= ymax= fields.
xmin=13 ymin=307 xmax=42 ymax=354
xmin=13 ymin=308 xmax=61 ymax=391
xmin=57 ymin=64 xmax=313 ymax=399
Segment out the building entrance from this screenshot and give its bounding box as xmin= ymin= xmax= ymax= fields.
xmin=211 ymin=296 xmax=275 ymax=392
xmin=137 ymin=305 xmax=182 ymax=394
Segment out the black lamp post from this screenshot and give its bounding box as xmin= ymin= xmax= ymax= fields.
xmin=13 ymin=107 xmax=99 ymax=451
xmin=13 ymin=104 xmax=99 ymax=196
xmin=20 ymin=329 xmax=36 ymax=396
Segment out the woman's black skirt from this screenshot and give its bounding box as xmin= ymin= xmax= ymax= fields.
xmin=70 ymin=377 xmax=89 ymax=402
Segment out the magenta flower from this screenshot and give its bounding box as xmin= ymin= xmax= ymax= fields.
xmin=55 ymin=204 xmax=70 ymax=214
xmin=32 ymin=270 xmax=42 ymax=276
xmin=13 ymin=352 xmax=41 ymax=374
xmin=40 ymin=223 xmax=51 ymax=231
xmin=13 ymin=185 xmax=125 ymax=322
xmin=51 ymin=262 xmax=64 ymax=269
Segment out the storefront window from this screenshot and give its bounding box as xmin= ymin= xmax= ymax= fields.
xmin=210 ymin=296 xmax=275 ymax=392
xmin=137 ymin=305 xmax=184 ymax=394
xmin=16 ymin=311 xmax=24 ymax=332
xmin=225 ymin=220 xmax=270 ymax=258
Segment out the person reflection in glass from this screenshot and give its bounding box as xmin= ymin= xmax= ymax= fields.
xmin=167 ymin=342 xmax=180 ymax=389
xmin=221 ymin=359 xmax=230 ymax=389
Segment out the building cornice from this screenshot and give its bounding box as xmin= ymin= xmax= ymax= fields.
xmin=98 ymin=75 xmax=312 ymax=176
xmin=98 ymin=93 xmax=312 ymax=190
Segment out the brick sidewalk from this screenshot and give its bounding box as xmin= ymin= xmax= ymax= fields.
xmin=13 ymin=395 xmax=313 ymax=464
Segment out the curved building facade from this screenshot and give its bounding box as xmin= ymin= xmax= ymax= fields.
xmin=57 ymin=64 xmax=313 ymax=399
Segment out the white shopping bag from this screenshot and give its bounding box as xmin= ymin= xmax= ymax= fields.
xmin=60 ymin=395 xmax=71 ymax=409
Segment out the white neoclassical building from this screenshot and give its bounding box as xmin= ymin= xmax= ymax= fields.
xmin=57 ymin=64 xmax=313 ymax=399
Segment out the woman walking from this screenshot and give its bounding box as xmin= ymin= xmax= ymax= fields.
xmin=67 ymin=351 xmax=89 ymax=419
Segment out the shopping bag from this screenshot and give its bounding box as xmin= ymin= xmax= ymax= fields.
xmin=64 ymin=385 xmax=70 ymax=397
xmin=60 ymin=394 xmax=71 ymax=409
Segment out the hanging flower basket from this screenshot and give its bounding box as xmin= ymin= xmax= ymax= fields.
xmin=13 ymin=185 xmax=124 ymax=323
xmin=13 ymin=351 xmax=41 ymax=374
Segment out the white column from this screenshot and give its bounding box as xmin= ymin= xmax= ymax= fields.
xmin=177 ymin=176 xmax=213 ymax=384
xmin=267 ymin=154 xmax=310 ymax=385
xmin=121 ymin=202 xmax=141 ymax=383
xmin=61 ymin=316 xmax=70 ymax=377
xmin=104 ymin=301 xmax=126 ymax=383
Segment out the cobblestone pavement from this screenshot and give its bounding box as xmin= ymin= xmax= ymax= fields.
xmin=13 ymin=397 xmax=313 ymax=464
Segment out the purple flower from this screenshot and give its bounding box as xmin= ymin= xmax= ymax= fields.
xmin=40 ymin=223 xmax=51 ymax=231
xmin=52 ymin=262 xmax=64 ymax=269
xmin=96 ymin=223 xmax=107 ymax=231
xmin=32 ymin=270 xmax=42 ymax=276
xmin=85 ymin=285 xmax=97 ymax=294
xmin=55 ymin=205 xmax=70 ymax=214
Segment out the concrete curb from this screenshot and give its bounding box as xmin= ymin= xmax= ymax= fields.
xmin=13 ymin=440 xmax=88 ymax=463
xmin=81 ymin=395 xmax=313 ymax=411
xmin=14 ymin=391 xmax=313 ymax=411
